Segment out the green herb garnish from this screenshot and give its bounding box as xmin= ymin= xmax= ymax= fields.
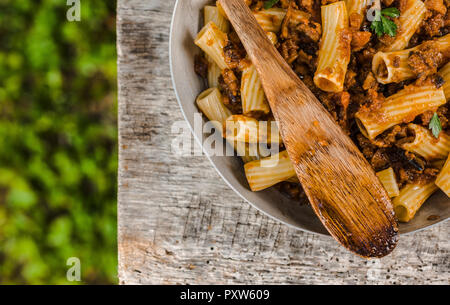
xmin=264 ymin=0 xmax=280 ymax=9
xmin=370 ymin=7 xmax=400 ymax=37
xmin=429 ymin=113 xmax=442 ymax=138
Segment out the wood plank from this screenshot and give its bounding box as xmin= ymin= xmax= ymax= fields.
xmin=117 ymin=0 xmax=450 ymax=284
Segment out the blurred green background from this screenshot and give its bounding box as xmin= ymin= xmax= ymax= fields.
xmin=0 ymin=0 xmax=117 ymax=284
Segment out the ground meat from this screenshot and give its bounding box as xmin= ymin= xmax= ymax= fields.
xmin=223 ymin=38 xmax=245 ymax=70
xmin=194 ymin=54 xmax=208 ymax=79
xmin=371 ymin=148 xmax=391 ymax=171
xmin=362 ymin=72 xmax=378 ymax=90
xmin=396 ymin=152 xmax=439 ymax=185
xmin=359 ymin=89 xmax=385 ymax=111
xmin=345 ymin=68 xmax=358 ymax=89
xmin=318 ymin=91 xmax=351 ymax=132
xmin=351 ymin=31 xmax=372 ymax=51
xmin=408 ymin=42 xmax=443 ymax=81
xmin=279 ymin=38 xmax=299 ymax=64
xmin=422 ymin=13 xmax=446 ymax=37
xmin=419 ymin=110 xmax=436 ymax=126
xmin=349 ymin=12 xmax=364 ymax=29
xmin=425 ymin=0 xmax=447 ymax=15
xmin=430 ymin=104 xmax=450 ymax=129
xmin=371 ymin=125 xmax=409 ymax=148
xmin=296 ymin=19 xmax=322 ymax=42
xmin=355 ymin=47 xmax=377 ymax=71
xmin=297 ymin=0 xmax=315 ymax=16
xmin=218 ymin=69 xmax=242 ymax=114
xmin=357 ymin=134 xmax=377 ymax=159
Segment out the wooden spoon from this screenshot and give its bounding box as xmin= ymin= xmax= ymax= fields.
xmin=218 ymin=0 xmax=398 ymax=258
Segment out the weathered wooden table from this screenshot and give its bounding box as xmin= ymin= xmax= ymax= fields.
xmin=117 ymin=0 xmax=449 ymax=284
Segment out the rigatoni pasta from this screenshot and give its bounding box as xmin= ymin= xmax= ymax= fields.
xmin=383 ymin=0 xmax=426 ymax=52
xmin=193 ymin=1 xmax=450 ymax=225
xmin=376 ymin=167 xmax=400 ymax=198
xmin=400 ymin=124 xmax=450 ymax=161
xmin=435 ymin=155 xmax=450 ymax=197
xmin=373 ymin=34 xmax=450 ymax=84
xmin=223 ymin=115 xmax=280 ymax=144
xmin=314 ymin=1 xmax=351 ymax=93
xmin=241 ymin=64 xmax=270 ymax=115
xmin=234 ymin=141 xmax=260 ymax=163
xmin=345 ymin=0 xmax=370 ymax=28
xmin=196 ymin=87 xmax=231 ymax=131
xmin=203 ymin=6 xmax=230 ymax=87
xmin=195 ymin=21 xmax=229 ymax=70
xmin=253 ymin=8 xmax=286 ymax=32
xmin=393 ymin=182 xmax=438 ymax=222
xmin=204 ymin=5 xmax=230 ymax=33
xmin=438 ymin=62 xmax=450 ymax=100
xmin=207 ymin=61 xmax=221 ymax=88
xmin=355 ymin=85 xmax=446 ymax=139
xmin=244 ymin=151 xmax=295 ymax=191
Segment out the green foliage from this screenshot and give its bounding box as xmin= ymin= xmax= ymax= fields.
xmin=0 ymin=0 xmax=117 ymax=284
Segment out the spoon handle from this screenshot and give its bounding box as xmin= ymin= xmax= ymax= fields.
xmin=218 ymin=0 xmax=398 ymax=258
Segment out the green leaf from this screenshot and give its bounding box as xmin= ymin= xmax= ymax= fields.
xmin=370 ymin=8 xmax=399 ymax=37
xmin=371 ymin=20 xmax=384 ymax=37
xmin=429 ymin=113 xmax=442 ymax=138
xmin=264 ymin=0 xmax=280 ymax=9
xmin=381 ymin=7 xmax=400 ymax=18
xmin=381 ymin=15 xmax=398 ymax=37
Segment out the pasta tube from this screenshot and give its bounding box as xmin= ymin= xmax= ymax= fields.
xmin=346 ymin=0 xmax=370 ymax=28
xmin=203 ymin=5 xmax=230 ymax=87
xmin=383 ymin=0 xmax=426 ymax=52
xmin=196 ymin=88 xmax=231 ymax=131
xmin=373 ymin=34 xmax=450 ymax=84
xmin=207 ymin=60 xmax=221 ymax=88
xmin=241 ymin=64 xmax=270 ymax=115
xmin=244 ymin=150 xmax=295 ymax=191
xmin=314 ymin=1 xmax=351 ymax=93
xmin=223 ymin=115 xmax=281 ymax=144
xmin=265 ymin=31 xmax=278 ymax=45
xmin=253 ymin=8 xmax=286 ymax=32
xmin=376 ymin=167 xmax=400 ymax=197
xmin=234 ymin=141 xmax=260 ymax=163
xmin=393 ymin=182 xmax=438 ymax=222
xmin=435 ymin=154 xmax=450 ymax=197
xmin=204 ymin=5 xmax=230 ymax=33
xmin=196 ymin=89 xmax=261 ymax=163
xmin=195 ymin=21 xmax=229 ymax=70
xmin=438 ymin=61 xmax=450 ymax=100
xmin=355 ymin=85 xmax=446 ymax=139
xmin=400 ymin=124 xmax=450 ymax=161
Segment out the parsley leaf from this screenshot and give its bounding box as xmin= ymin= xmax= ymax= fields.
xmin=381 ymin=15 xmax=397 ymax=36
xmin=381 ymin=7 xmax=400 ymax=18
xmin=370 ymin=7 xmax=400 ymax=37
xmin=429 ymin=113 xmax=442 ymax=138
xmin=264 ymin=0 xmax=280 ymax=9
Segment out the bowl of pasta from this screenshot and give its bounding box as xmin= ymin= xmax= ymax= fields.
xmin=169 ymin=0 xmax=450 ymax=236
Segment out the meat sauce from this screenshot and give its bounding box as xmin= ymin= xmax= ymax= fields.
xmin=195 ymin=0 xmax=450 ymax=202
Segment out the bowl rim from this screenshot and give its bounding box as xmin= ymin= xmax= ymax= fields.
xmin=168 ymin=0 xmax=449 ymax=236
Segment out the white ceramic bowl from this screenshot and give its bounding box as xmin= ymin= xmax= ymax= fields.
xmin=169 ymin=0 xmax=449 ymax=235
